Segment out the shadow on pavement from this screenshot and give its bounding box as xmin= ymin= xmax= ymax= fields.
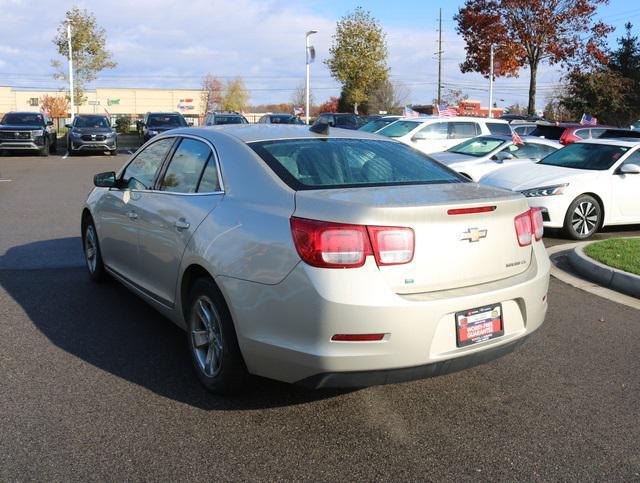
xmin=0 ymin=238 xmax=354 ymax=410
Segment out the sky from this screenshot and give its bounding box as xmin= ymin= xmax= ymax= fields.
xmin=0 ymin=0 xmax=639 ymax=110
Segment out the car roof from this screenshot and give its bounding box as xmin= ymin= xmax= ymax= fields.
xmin=268 ymin=114 xmax=294 ymax=117
xmin=166 ymin=124 xmax=388 ymax=144
xmin=6 ymin=111 xmax=42 ymax=115
xmin=396 ymin=116 xmax=508 ymax=123
xmin=148 ymin=112 xmax=183 ymax=115
xmin=577 ymin=138 xmax=640 ymax=148
xmin=213 ymin=112 xmax=244 ymax=116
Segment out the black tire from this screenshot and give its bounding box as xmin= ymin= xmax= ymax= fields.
xmin=50 ymin=137 xmax=58 ymax=154
xmin=39 ymin=139 xmax=50 ymax=157
xmin=187 ymin=278 xmax=248 ymax=395
xmin=563 ymin=194 xmax=602 ymax=240
xmin=82 ymin=217 xmax=107 ymax=282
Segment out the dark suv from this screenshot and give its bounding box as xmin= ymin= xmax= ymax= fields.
xmin=66 ymin=114 xmax=117 ymax=156
xmin=313 ymin=113 xmax=366 ymax=130
xmin=0 ymin=111 xmax=57 ymax=156
xmin=257 ymin=114 xmax=303 ymax=124
xmin=203 ymin=112 xmax=249 ymax=126
xmin=139 ymin=112 xmax=188 ymax=143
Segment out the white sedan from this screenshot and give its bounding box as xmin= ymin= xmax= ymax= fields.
xmin=480 ymin=139 xmax=640 ymax=239
xmin=430 ymin=135 xmax=560 ymax=181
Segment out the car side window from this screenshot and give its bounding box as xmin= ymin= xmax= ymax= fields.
xmin=449 ymin=122 xmax=478 ymax=139
xmin=575 ymin=129 xmax=590 ymax=139
xmin=418 ymin=122 xmax=448 ymax=139
xmin=590 ymin=128 xmax=606 ymax=139
xmin=160 ymin=138 xmax=212 ymax=193
xmin=198 ymin=156 xmax=221 ymax=192
xmin=622 ymin=151 xmax=640 ymax=166
xmin=122 ymin=138 xmax=175 ymax=190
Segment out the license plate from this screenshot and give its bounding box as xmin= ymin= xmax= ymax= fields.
xmin=455 ymin=303 xmax=503 ymax=347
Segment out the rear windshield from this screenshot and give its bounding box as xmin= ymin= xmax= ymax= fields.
xmin=448 ymin=137 xmax=507 ymax=157
xmin=1 ymin=113 xmax=43 ymax=126
xmin=271 ymin=116 xmax=302 ymax=124
xmin=378 ymin=120 xmax=421 ymax=138
xmin=486 ymin=122 xmax=512 ymax=136
xmin=215 ymin=115 xmax=248 ymax=124
xmin=529 ymin=125 xmax=565 ymax=140
xmin=74 ymin=116 xmax=110 ymax=128
xmin=538 ymin=143 xmax=629 ymax=170
xmin=359 ymin=118 xmax=396 ymax=132
xmin=250 ymin=138 xmax=465 ymax=190
xmin=147 ymin=114 xmax=186 ymax=128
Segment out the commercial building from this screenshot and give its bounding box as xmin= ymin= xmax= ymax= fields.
xmin=0 ymin=86 xmax=207 ymax=125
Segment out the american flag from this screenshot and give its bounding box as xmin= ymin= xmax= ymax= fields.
xmin=436 ymin=103 xmax=457 ymax=117
xmin=580 ymin=113 xmax=598 ymax=126
xmin=403 ymin=106 xmax=420 ymax=118
xmin=511 ymin=129 xmax=524 ymax=146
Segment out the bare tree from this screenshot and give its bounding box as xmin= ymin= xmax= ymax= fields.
xmin=368 ymin=80 xmax=410 ymax=114
xmin=291 ymin=83 xmax=314 ymax=109
xmin=201 ymin=74 xmax=223 ymax=113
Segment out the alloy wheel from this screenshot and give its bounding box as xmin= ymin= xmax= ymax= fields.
xmin=84 ymin=225 xmax=98 ymax=273
xmin=191 ymin=296 xmax=224 ymax=378
xmin=571 ymin=201 xmax=598 ymax=236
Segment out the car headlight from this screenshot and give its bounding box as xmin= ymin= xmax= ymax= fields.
xmin=148 ymin=130 xmax=158 ymax=136
xmin=107 ymin=131 xmax=117 ymax=138
xmin=520 ymin=184 xmax=569 ymax=197
xmin=31 ymin=129 xmax=44 ymax=137
xmin=71 ymin=131 xmax=82 ymax=138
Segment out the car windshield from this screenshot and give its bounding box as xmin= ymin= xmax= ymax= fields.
xmin=2 ymin=113 xmax=43 ymax=125
xmin=359 ymin=119 xmax=395 ymax=132
xmin=538 ymin=143 xmax=629 ymax=170
xmin=271 ymin=116 xmax=302 ymax=125
xmin=378 ymin=120 xmax=421 ymax=138
xmin=250 ymin=138 xmax=465 ymax=190
xmin=447 ymin=137 xmax=507 ymax=157
xmin=215 ymin=116 xmax=247 ymax=124
xmin=147 ymin=114 xmax=186 ymax=128
xmin=74 ymin=116 xmax=110 ymax=128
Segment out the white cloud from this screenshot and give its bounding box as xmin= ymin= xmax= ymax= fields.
xmin=0 ymin=0 xmax=562 ymax=108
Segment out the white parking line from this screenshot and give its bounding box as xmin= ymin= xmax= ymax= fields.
xmin=0 ymin=179 xmax=12 ymax=182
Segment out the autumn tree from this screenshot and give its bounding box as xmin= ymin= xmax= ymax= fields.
xmin=368 ymin=80 xmax=410 ymax=114
xmin=433 ymin=88 xmax=468 ymax=108
xmin=201 ymin=74 xmax=223 ymax=113
xmin=561 ymin=23 xmax=640 ymax=126
xmin=40 ymin=95 xmax=69 ymax=118
xmin=326 ymin=7 xmax=388 ymax=114
xmin=51 ymin=7 xmax=116 ymax=110
xmin=455 ymin=0 xmax=612 ymax=114
xmin=318 ymin=96 xmax=339 ymax=113
xmin=221 ymin=78 xmax=250 ymax=112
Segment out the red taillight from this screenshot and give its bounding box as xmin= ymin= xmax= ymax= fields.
xmin=367 ymin=226 xmax=414 ymax=265
xmin=331 ymin=333 xmax=385 ymax=341
xmin=290 ymin=217 xmax=414 ymax=268
xmin=447 ymin=206 xmax=496 ymax=215
xmin=514 ymin=210 xmax=533 ymax=246
xmin=530 ymin=207 xmax=544 ymax=241
xmin=514 ymin=208 xmax=544 ymax=246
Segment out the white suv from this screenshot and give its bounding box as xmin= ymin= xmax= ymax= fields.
xmin=378 ymin=116 xmax=512 ymax=154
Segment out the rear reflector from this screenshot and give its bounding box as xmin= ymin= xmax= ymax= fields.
xmin=447 ymin=206 xmax=497 ymax=215
xmin=331 ymin=333 xmax=385 ymax=341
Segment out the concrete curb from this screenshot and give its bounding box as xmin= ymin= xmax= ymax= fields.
xmin=545 ymin=242 xmax=640 ymax=311
xmin=567 ymin=240 xmax=640 ymax=299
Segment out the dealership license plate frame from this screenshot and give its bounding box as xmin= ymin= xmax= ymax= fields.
xmin=455 ymin=303 xmax=504 ymax=348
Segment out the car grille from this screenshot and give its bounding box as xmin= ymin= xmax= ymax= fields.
xmin=0 ymin=131 xmax=31 ymax=140
xmin=81 ymin=134 xmax=106 ymax=141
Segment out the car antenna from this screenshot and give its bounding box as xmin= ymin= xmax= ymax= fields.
xmin=309 ymin=120 xmax=329 ymax=135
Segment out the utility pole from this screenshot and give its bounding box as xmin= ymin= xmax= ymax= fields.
xmin=488 ymin=44 xmax=494 ymax=119
xmin=67 ymin=23 xmax=75 ymax=121
xmin=437 ymin=8 xmax=443 ymax=106
xmin=305 ymin=30 xmax=317 ymax=125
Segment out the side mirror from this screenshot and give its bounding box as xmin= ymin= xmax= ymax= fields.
xmin=94 ymin=171 xmax=118 ymax=188
xmin=620 ymin=163 xmax=640 ymax=174
xmin=46 ymin=120 xmax=53 ymax=126
xmin=493 ymin=151 xmax=514 ymax=163
xmin=65 ymin=123 xmax=72 ymax=129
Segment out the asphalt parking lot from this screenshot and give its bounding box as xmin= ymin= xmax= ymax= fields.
xmin=1 ymin=153 xmax=639 ymax=480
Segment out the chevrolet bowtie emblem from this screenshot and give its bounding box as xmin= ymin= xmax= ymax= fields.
xmin=459 ymin=228 xmax=488 ymax=243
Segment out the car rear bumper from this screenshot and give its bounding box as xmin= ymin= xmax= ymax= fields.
xmin=218 ymin=241 xmax=550 ymax=386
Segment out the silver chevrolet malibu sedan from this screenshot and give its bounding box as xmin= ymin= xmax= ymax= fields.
xmin=82 ymin=124 xmax=550 ymax=394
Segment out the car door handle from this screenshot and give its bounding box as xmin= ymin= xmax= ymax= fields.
xmin=174 ymin=219 xmax=190 ymax=231
xmin=127 ymin=211 xmax=138 ymax=220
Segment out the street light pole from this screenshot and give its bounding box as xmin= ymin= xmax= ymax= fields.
xmin=67 ymin=23 xmax=75 ymax=121
xmin=488 ymin=44 xmax=494 ymax=119
xmin=305 ymin=30 xmax=317 ymax=125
